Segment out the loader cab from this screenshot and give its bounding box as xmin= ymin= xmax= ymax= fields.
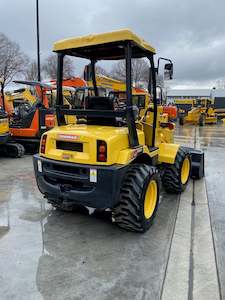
xmin=54 ymin=30 xmax=163 ymax=149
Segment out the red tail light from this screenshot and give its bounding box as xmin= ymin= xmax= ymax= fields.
xmin=168 ymin=122 xmax=175 ymax=130
xmin=97 ymin=140 xmax=107 ymax=162
xmin=40 ymin=135 xmax=47 ymax=154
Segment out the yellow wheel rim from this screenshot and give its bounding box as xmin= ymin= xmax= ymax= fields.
xmin=181 ymin=157 xmax=190 ymax=184
xmin=144 ymin=180 xmax=158 ymax=219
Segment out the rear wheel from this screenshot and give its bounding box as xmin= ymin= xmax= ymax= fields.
xmin=179 ymin=116 xmax=184 ymax=125
xmin=112 ymin=164 xmax=160 ymax=233
xmin=161 ymin=148 xmax=191 ymax=193
xmin=199 ymin=114 xmax=206 ymax=126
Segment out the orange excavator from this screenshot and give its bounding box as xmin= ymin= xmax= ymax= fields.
xmin=156 ymin=86 xmax=177 ymax=121
xmin=49 ymin=76 xmax=87 ymax=88
xmin=6 ymin=80 xmax=55 ymax=152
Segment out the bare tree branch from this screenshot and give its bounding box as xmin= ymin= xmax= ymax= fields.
xmin=42 ymin=54 xmax=75 ymax=79
xmin=24 ymin=60 xmax=38 ymax=81
xmin=95 ymin=65 xmax=109 ymax=76
xmin=110 ymin=58 xmax=150 ymax=86
xmin=0 ymin=32 xmax=27 ymax=88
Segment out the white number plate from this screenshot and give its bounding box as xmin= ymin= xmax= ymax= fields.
xmin=37 ymin=160 xmax=42 ymax=173
xmin=90 ymin=169 xmax=97 ymax=183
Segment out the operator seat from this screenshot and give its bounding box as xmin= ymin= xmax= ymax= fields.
xmin=11 ymin=101 xmax=43 ymax=128
xmin=86 ymin=96 xmax=117 ymax=126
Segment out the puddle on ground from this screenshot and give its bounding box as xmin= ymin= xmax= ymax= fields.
xmin=0 ymin=226 xmax=10 ymax=239
xmin=19 ymin=207 xmax=50 ymax=222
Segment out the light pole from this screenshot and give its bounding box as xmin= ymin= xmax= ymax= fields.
xmin=36 ymin=0 xmax=41 ymax=81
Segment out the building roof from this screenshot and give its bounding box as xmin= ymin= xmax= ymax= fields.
xmin=53 ymin=29 xmax=156 ymax=60
xmin=211 ymin=89 xmax=225 ymax=98
xmin=167 ymin=89 xmax=211 ymax=97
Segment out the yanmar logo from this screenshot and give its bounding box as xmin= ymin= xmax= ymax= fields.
xmin=58 ymin=134 xmax=80 ymax=141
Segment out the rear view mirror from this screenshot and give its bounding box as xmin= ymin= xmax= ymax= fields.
xmin=164 ymin=63 xmax=173 ymax=80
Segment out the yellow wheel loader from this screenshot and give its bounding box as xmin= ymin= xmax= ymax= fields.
xmin=33 ymin=29 xmax=204 ymax=232
xmin=179 ymin=98 xmax=217 ymax=126
xmin=175 ymin=99 xmax=195 ymax=116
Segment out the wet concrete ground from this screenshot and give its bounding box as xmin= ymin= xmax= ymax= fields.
xmin=0 ymin=156 xmax=179 ymax=300
xmin=0 ymin=123 xmax=224 ymax=300
xmin=199 ymin=125 xmax=225 ymax=300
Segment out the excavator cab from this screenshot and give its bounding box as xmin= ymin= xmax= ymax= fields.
xmin=7 ymin=80 xmax=55 ymax=151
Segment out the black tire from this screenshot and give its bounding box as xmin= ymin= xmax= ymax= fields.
xmin=161 ymin=148 xmax=191 ymax=193
xmin=179 ymin=116 xmax=184 ymax=126
xmin=112 ymin=164 xmax=160 ymax=233
xmin=7 ymin=143 xmax=25 ymax=158
xmin=199 ymin=114 xmax=205 ymax=126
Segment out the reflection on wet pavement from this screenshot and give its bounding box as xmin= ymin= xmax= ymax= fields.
xmin=0 ymin=157 xmax=180 ymax=300
xmin=176 ymin=123 xmax=225 ymax=299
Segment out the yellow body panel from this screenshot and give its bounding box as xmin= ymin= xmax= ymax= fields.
xmin=0 ymin=117 xmax=9 ymax=135
xmin=53 ymin=29 xmax=156 ymax=54
xmin=140 ymin=104 xmax=173 ymax=147
xmin=64 ymin=115 xmax=77 ymax=124
xmin=156 ymin=127 xmax=174 ymax=145
xmin=185 ymin=107 xmax=217 ymax=124
xmin=185 ymin=108 xmax=202 ymax=122
xmin=6 ymin=89 xmax=36 ymax=104
xmin=205 ymin=116 xmax=217 ymax=124
xmin=87 ymin=75 xmax=125 ymax=91
xmin=41 ymin=124 xmax=145 ymax=166
xmin=175 ymin=99 xmax=195 ymax=105
xmin=158 ymin=143 xmax=179 ymax=164
xmin=41 ymin=115 xmax=178 ymax=165
xmin=117 ymin=145 xmax=158 ymax=164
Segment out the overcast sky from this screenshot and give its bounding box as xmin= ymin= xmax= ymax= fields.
xmin=1 ymin=0 xmax=225 ymax=88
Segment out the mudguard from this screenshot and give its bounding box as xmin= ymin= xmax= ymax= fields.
xmin=184 ymin=147 xmax=205 ymax=179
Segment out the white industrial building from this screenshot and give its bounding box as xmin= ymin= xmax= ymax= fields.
xmin=166 ymin=89 xmax=225 ymax=105
xmin=167 ymin=89 xmax=211 ymax=103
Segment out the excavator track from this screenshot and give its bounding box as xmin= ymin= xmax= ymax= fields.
xmin=0 ymin=143 xmax=25 ymax=158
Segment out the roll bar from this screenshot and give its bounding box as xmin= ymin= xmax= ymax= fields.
xmin=56 ymin=45 xmax=163 ymax=148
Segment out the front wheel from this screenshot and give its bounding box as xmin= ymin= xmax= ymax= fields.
xmin=161 ymin=148 xmax=191 ymax=193
xmin=112 ymin=164 xmax=160 ymax=233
